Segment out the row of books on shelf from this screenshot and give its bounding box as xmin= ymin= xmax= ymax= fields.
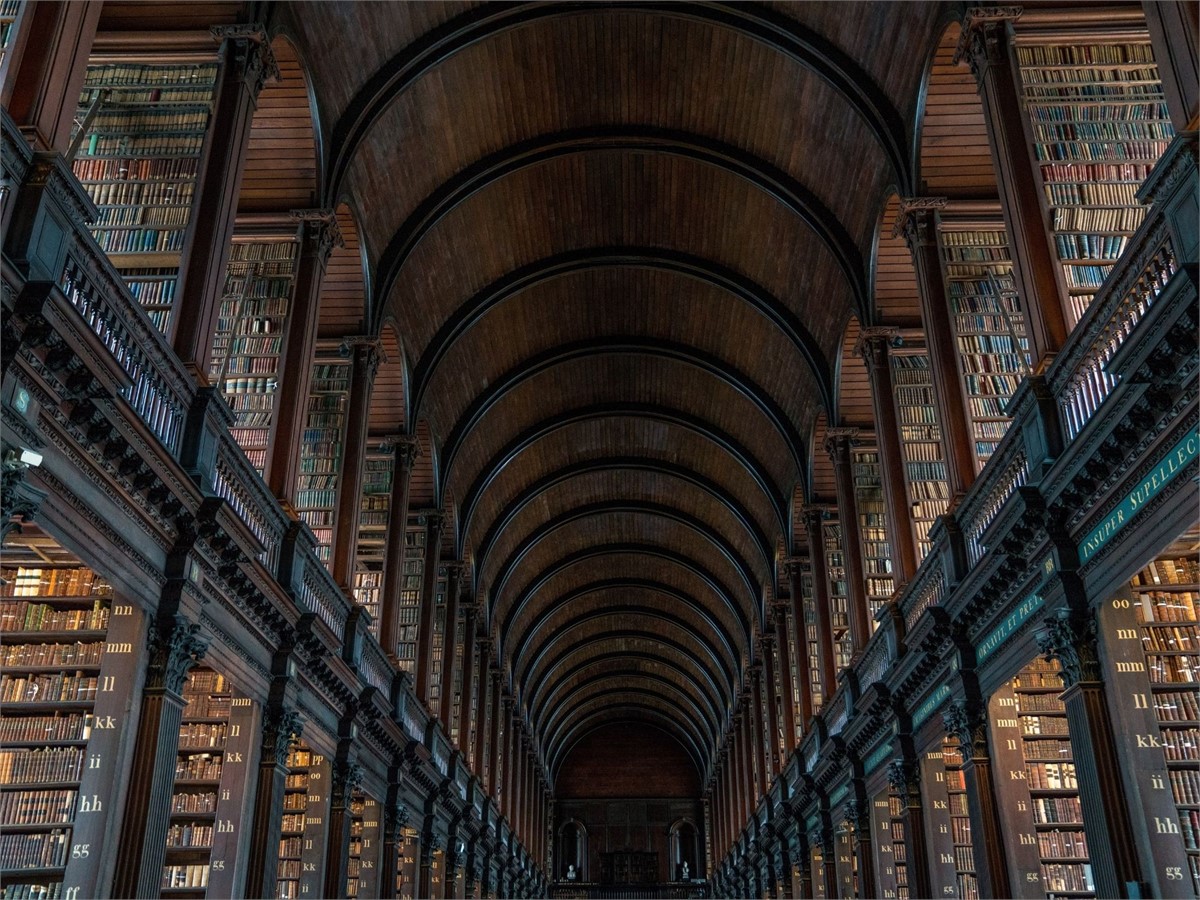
xmin=1063 ymin=265 xmax=1113 ymax=290
xmin=174 ymin=753 xmax=222 ymax=782
xmin=1040 ymin=862 xmax=1094 ymax=893
xmin=165 ymin=823 xmax=214 ymax=849
xmin=1053 ymin=203 xmax=1144 ymax=233
xmin=1032 ymin=796 xmax=1083 ymax=824
xmin=178 ymin=723 xmax=228 ymax=749
xmin=295 ymin=490 xmax=337 ymax=509
xmin=0 ymin=748 xmax=85 ymax=785
xmin=0 ymin=790 xmax=76 ymax=826
xmin=1 ymin=883 xmax=67 ymax=900
xmin=1017 ymin=691 xmax=1069 ymax=713
xmin=1033 ymin=140 xmax=1170 ymax=163
xmin=1055 ymin=232 xmax=1127 ymax=261
xmin=181 ymin=695 xmax=231 ymax=719
xmin=171 ymin=791 xmax=217 ymax=815
xmin=0 ymin=674 xmax=98 ymax=704
xmin=0 ymin=830 xmax=70 ymax=869
xmin=1044 ymin=181 xmax=1140 ymax=208
xmin=1136 ymin=591 xmax=1199 ymax=623
xmin=1014 ymin=42 xmax=1158 ymax=67
xmin=1 ymin=642 xmax=103 ymax=668
xmin=1181 ymin=810 xmax=1200 ymax=851
xmin=1027 ymin=762 xmax=1078 ymax=791
xmin=87 ymin=109 xmax=208 ymax=131
xmin=1022 ymin=714 xmax=1070 ymax=737
xmin=83 ymin=179 xmax=194 ymax=209
xmin=80 ymin=134 xmax=206 ymax=158
xmin=0 ymin=715 xmax=92 ymax=745
xmin=0 ymin=569 xmax=104 ymax=598
xmin=0 ymin=607 xmax=109 ymax=633
xmin=1019 ymin=68 xmax=1163 ymax=89
xmin=1161 ymin=726 xmax=1198 ymax=761
xmin=161 ymin=864 xmax=210 ymax=889
xmin=1147 ymin=654 xmax=1198 ymax=683
xmin=1135 ymin=558 xmax=1199 ymax=587
xmin=83 ymin=62 xmax=218 ymax=88
xmin=73 ymin=156 xmax=198 ymax=183
xmin=218 ymin=287 xmax=292 ymax=311
xmin=1041 ymin=161 xmax=1155 ymax=184
xmin=1039 ymin=828 xmax=1089 ymax=859
xmin=1024 ymin=737 xmax=1071 ymax=759
xmin=1168 ymin=756 xmax=1200 ymax=802
xmin=92 ymin=205 xmax=192 ymax=229
xmin=1026 ymin=102 xmax=1168 ymax=125
xmin=1140 ymin=624 xmax=1199 ymax=651
xmin=126 ymin=272 xmax=177 ymax=307
xmin=281 ymin=813 xmax=306 ymax=833
xmin=215 ymin=313 xmax=286 ymax=337
xmin=92 ymin=227 xmax=188 ymax=255
xmin=954 ymin=331 xmax=1025 ymax=357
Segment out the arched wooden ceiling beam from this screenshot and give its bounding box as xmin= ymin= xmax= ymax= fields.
xmin=456 ymin=402 xmax=788 ymax=554
xmin=490 ymin=542 xmax=750 ymax=656
xmin=521 ymin=630 xmax=736 ymax=734
xmin=441 ymin=338 xmax=809 ymax=491
xmin=516 ymin=592 xmax=739 ymax=710
xmin=414 ymin=246 xmax=834 ymax=438
xmin=531 ymin=655 xmax=725 ymax=741
xmin=506 ymin=578 xmax=739 ymax=691
xmin=376 ymin=137 xmax=867 ymax=329
xmin=519 ymin=621 xmax=735 ymax=718
xmin=326 ymin=2 xmax=911 ymax=206
xmin=482 ymin=475 xmax=767 ymax=607
xmin=549 ymin=707 xmax=707 ymax=781
xmin=544 ymin=685 xmax=716 ymax=754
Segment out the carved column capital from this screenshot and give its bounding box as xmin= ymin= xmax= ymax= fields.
xmin=1036 ymin=607 xmax=1101 ymax=688
xmin=893 ymin=196 xmax=948 ymax=252
xmin=290 ymin=208 xmax=344 ymax=262
xmin=854 ymin=326 xmax=901 ymax=367
xmin=341 ymin=335 xmax=385 ymax=381
xmin=953 ymin=7 xmax=1024 ymax=81
xmin=781 ymin=555 xmax=806 ymax=580
xmin=885 ymin=757 xmax=920 ymax=798
xmin=823 ymin=427 xmax=860 ymax=461
xmin=0 ymin=448 xmax=47 ymax=541
xmin=385 ymin=800 xmax=410 ymax=842
xmin=422 ymin=510 xmax=445 ymax=535
xmin=147 ymin=615 xmax=208 ymax=695
xmin=210 ymin=23 xmax=280 ymax=97
xmin=843 ymin=798 xmax=871 ymax=834
xmin=942 ymin=700 xmax=990 ymax=763
xmin=331 ymin=758 xmax=363 ymax=807
xmin=263 ymin=704 xmax=303 ymax=767
xmin=381 ymin=433 xmax=421 ymax=469
xmin=800 ymin=507 xmax=827 ymax=532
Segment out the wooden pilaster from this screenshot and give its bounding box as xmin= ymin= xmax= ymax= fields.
xmin=415 ymin=511 xmax=445 ymax=705
xmin=803 ymin=509 xmax=838 ymax=702
xmin=2 ymin=1 xmax=101 ymax=153
xmin=826 ymin=428 xmax=872 ymax=652
xmin=111 ymin=615 xmax=208 ymax=898
xmin=265 ymin=209 xmax=341 ymax=502
xmin=323 ymin=751 xmax=360 ymax=900
xmin=897 ymin=199 xmax=977 ymax=499
xmin=332 ymin=336 xmax=383 ymax=588
xmin=459 ymin=605 xmax=479 ymax=759
xmin=1143 ymin=1 xmax=1200 ymax=130
xmin=855 ymin=329 xmax=918 ymax=584
xmin=784 ymin=558 xmax=816 ymax=730
xmin=886 ymin=757 xmax=932 ymax=900
xmin=244 ymin=700 xmax=301 ymax=899
xmin=379 ymin=436 xmax=419 ymax=659
xmin=957 ymin=8 xmax=1070 ymax=362
xmin=439 ymin=561 xmax=466 ymax=726
xmin=943 ymin=698 xmax=1013 ymax=899
xmin=772 ymin=603 xmax=798 ymax=756
xmin=172 ymin=26 xmax=278 ymax=378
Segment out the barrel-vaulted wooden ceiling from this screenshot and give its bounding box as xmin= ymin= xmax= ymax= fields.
xmin=259 ymin=0 xmax=956 ymax=783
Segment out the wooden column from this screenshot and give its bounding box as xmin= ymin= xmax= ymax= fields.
xmin=956 ymin=8 xmax=1069 ymax=364
xmin=886 ymin=758 xmax=932 ymax=900
xmin=826 ymin=428 xmax=872 ymax=652
xmin=381 ymin=791 xmax=407 ymax=900
xmin=943 ymin=699 xmax=1012 ymax=899
xmin=897 ymin=199 xmax=977 ymax=499
xmin=820 ymin=831 xmax=838 ymax=900
xmin=1143 ymin=0 xmax=1200 ymax=130
xmin=459 ymin=605 xmax=479 ymax=759
xmin=1037 ymin=607 xmax=1144 ymax=898
xmin=379 ymin=436 xmax=419 ymax=659
xmin=474 ymin=639 xmax=492 ymax=772
xmin=802 ymin=509 xmax=838 ymax=702
xmin=488 ymin=670 xmax=503 ymax=798
xmin=332 ymin=336 xmax=383 ymax=589
xmin=244 ymin=701 xmax=301 ymax=898
xmin=1 ymin=1 xmax=100 ymax=152
xmin=783 ymin=558 xmax=815 ymax=730
xmin=771 ymin=604 xmax=798 ymax=757
xmin=855 ymin=330 xmax=918 ymax=584
xmin=418 ymin=833 xmax=434 ymax=900
xmin=731 ymin=716 xmax=746 ymax=826
xmin=439 ymin=561 xmax=466 ymax=726
xmin=266 ymin=210 xmax=341 ymax=502
xmin=748 ymin=662 xmax=768 ymax=787
xmin=172 ymin=27 xmax=278 ymax=378
xmin=112 ymin=615 xmax=208 ymax=898
xmin=415 ymin=512 xmax=445 ymax=705
xmin=762 ymin=632 xmax=784 ymax=775
xmin=323 ymin=752 xmax=359 ymax=900
xmin=741 ymin=701 xmax=757 ymax=815
xmin=502 ymin=694 xmax=516 ymax=818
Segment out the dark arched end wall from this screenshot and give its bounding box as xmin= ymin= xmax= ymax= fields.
xmin=554 ymin=723 xmax=705 ymax=883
